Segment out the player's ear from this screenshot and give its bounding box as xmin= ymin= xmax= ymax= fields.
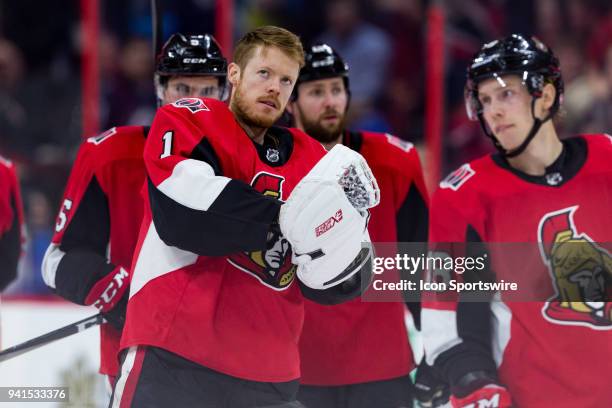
xmin=285 ymin=100 xmax=295 ymax=115
xmin=228 ymin=62 xmax=241 ymax=87
xmin=540 ymin=83 xmax=556 ymax=113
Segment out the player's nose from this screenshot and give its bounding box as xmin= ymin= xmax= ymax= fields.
xmin=266 ymin=79 xmax=281 ymax=95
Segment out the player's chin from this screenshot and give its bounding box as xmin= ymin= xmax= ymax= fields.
xmin=325 ymin=122 xmax=342 ymax=135
xmin=250 ymin=112 xmax=280 ymax=128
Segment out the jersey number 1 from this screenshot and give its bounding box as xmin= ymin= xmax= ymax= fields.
xmin=160 ymin=131 xmax=173 ymax=159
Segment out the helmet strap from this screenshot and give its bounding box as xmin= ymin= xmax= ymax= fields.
xmin=480 ymin=97 xmax=553 ymax=158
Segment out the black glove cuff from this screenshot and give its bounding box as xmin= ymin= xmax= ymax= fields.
xmin=452 ymin=370 xmax=500 ymax=398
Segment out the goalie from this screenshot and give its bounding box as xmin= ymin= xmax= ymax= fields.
xmin=112 ymin=26 xmax=377 ymax=408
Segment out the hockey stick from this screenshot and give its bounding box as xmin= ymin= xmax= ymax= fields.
xmin=151 ymin=0 xmax=164 ymax=57
xmin=0 ymin=313 xmax=104 ymax=363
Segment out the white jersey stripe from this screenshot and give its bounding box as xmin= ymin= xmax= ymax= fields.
xmin=129 ymin=222 xmax=198 ymax=298
xmin=157 ymin=158 xmax=231 ymax=211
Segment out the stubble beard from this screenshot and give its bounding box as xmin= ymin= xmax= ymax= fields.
xmin=231 ymin=84 xmax=281 ymax=130
xmin=297 ymin=107 xmax=346 ymax=144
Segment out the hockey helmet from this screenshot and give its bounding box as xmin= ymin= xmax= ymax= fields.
xmin=156 ymin=33 xmax=227 ymax=85
xmin=464 ymin=34 xmax=564 ymax=157
xmin=294 ymin=43 xmax=350 ymax=100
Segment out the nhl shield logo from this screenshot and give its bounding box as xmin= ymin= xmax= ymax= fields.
xmin=266 ymin=148 xmax=280 ymax=163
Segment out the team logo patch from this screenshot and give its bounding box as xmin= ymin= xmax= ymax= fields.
xmin=385 ymin=133 xmax=413 ymax=152
xmin=440 ymin=164 xmax=475 ymax=191
xmin=172 ymin=98 xmax=210 ymax=113
xmin=87 ymin=127 xmax=118 ymax=145
xmin=227 ymin=172 xmax=296 ymax=290
xmin=538 ymin=206 xmax=612 ymax=330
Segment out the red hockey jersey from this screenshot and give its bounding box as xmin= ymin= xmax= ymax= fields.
xmin=423 ymin=135 xmax=612 ymax=408
xmin=299 ymin=131 xmax=429 ymax=385
xmin=0 ymin=156 xmax=24 ymax=290
xmin=42 ymin=126 xmax=147 ymax=375
xmin=121 ymin=98 xmax=328 ymax=382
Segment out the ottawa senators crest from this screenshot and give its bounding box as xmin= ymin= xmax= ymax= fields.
xmin=171 ymin=98 xmax=209 ymax=113
xmin=227 ymin=172 xmax=296 ymax=290
xmin=538 ymin=206 xmax=612 ymax=329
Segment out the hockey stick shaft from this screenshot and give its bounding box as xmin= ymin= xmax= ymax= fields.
xmin=151 ymin=0 xmax=163 ymax=57
xmin=0 ymin=313 xmax=104 ymax=363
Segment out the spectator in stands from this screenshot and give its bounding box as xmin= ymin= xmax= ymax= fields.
xmin=318 ymin=0 xmax=391 ymax=127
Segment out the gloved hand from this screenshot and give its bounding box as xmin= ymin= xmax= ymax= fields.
xmin=414 ymin=360 xmax=450 ymax=408
xmin=84 ymin=266 xmax=130 ymax=330
xmin=450 ymin=371 xmax=512 ymax=408
xmin=279 ymin=144 xmax=379 ymax=290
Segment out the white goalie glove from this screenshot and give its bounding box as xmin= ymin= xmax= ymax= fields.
xmin=279 ymin=144 xmax=379 ymax=289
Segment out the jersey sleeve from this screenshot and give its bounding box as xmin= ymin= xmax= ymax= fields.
xmin=41 ymin=141 xmax=117 ymax=304
xmin=422 ymin=186 xmax=498 ymax=388
xmin=0 ymin=161 xmax=24 ymax=291
xmin=143 ymin=101 xmax=282 ymax=256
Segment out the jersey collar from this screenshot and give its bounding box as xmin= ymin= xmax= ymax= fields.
xmin=342 ymin=130 xmax=363 ymax=153
xmin=491 ymin=136 xmax=587 ymax=187
xmin=252 ymin=126 xmax=294 ymax=167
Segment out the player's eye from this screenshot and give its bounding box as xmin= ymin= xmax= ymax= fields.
xmin=479 ymin=95 xmax=491 ymax=106
xmin=199 ymin=86 xmax=218 ymax=97
xmin=500 ymin=89 xmax=514 ymax=100
xmin=281 ymin=77 xmax=292 ymax=86
xmin=310 ymin=88 xmax=323 ymax=97
xmin=175 ymin=84 xmax=191 ymax=96
xmin=258 ymin=70 xmax=269 ymax=79
xmin=332 ymin=87 xmax=342 ymax=95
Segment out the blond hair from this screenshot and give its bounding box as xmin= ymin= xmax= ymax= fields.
xmin=233 ymin=26 xmax=304 ymax=70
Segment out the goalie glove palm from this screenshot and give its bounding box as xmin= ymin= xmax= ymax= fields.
xmin=280 ymin=144 xmax=379 ymax=289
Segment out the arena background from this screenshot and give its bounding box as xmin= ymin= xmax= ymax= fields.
xmin=0 ymin=0 xmax=611 ymax=406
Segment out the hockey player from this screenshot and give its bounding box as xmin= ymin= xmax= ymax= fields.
xmin=422 ymin=34 xmax=612 ymax=408
xmin=111 ymin=26 xmax=377 ymax=407
xmin=287 ymin=43 xmax=429 ymax=408
xmin=41 ymin=33 xmax=228 ymax=386
xmin=0 ymin=155 xmax=24 ymax=291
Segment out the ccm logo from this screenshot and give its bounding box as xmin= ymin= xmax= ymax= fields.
xmin=315 ymin=210 xmax=343 ymax=237
xmin=464 ymin=394 xmax=501 ymax=408
xmin=93 ymin=268 xmax=129 ymax=311
xmin=183 ymin=58 xmax=207 ymax=64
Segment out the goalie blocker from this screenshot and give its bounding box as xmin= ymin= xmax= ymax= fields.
xmin=280 ymin=144 xmax=379 ymax=290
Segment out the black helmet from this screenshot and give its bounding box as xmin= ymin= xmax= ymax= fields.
xmin=156 ymin=33 xmax=227 ymax=80
xmin=294 ymin=43 xmax=350 ymax=103
xmin=465 ymin=34 xmax=564 ymax=157
xmin=298 ymin=43 xmax=349 ymax=84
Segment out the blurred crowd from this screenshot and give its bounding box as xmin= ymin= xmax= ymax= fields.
xmin=1 ymin=0 xmax=611 ymax=294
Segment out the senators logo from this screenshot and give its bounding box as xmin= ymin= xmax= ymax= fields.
xmin=87 ymin=127 xmax=117 ymax=145
xmin=171 ymin=98 xmax=209 ymax=113
xmin=384 ymin=133 xmax=413 ymax=152
xmin=538 ymin=206 xmax=612 ymax=329
xmin=440 ymin=163 xmax=475 ymax=191
xmin=227 ymin=172 xmax=296 ymax=290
